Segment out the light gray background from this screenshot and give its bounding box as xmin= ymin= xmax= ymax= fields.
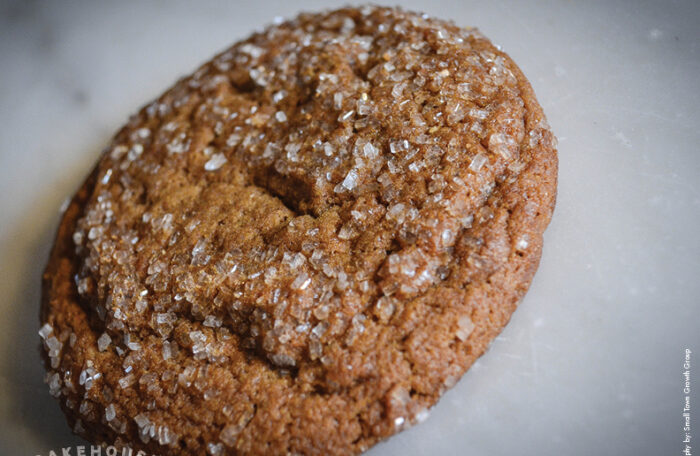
xmin=1 ymin=1 xmax=698 ymax=455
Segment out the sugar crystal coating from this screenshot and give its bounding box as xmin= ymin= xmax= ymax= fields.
xmin=40 ymin=6 xmax=557 ymax=455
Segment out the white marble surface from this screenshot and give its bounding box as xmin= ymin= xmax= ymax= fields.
xmin=1 ymin=1 xmax=698 ymax=455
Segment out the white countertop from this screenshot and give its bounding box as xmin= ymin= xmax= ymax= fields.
xmin=1 ymin=1 xmax=698 ymax=455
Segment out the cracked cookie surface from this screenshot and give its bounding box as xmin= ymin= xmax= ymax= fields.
xmin=41 ymin=6 xmax=557 ymax=455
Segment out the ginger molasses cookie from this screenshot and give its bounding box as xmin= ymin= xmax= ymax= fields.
xmin=40 ymin=6 xmax=557 ymax=455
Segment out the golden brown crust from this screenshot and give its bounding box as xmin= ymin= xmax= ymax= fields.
xmin=40 ymin=6 xmax=557 ymax=455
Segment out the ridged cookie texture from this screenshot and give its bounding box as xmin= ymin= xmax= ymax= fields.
xmin=40 ymin=6 xmax=557 ymax=455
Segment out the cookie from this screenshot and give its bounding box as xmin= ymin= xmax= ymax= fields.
xmin=40 ymin=6 xmax=557 ymax=455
